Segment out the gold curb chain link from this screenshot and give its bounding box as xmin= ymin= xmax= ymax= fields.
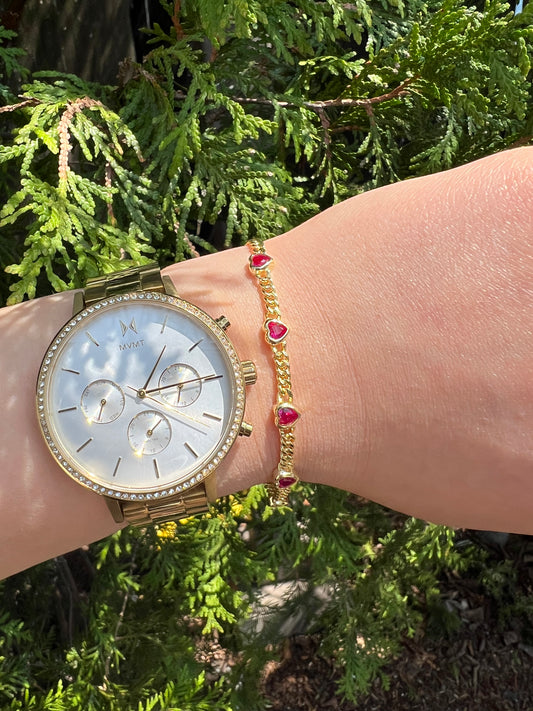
xmin=247 ymin=239 xmax=300 ymax=507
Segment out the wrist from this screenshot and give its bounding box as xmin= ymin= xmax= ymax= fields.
xmin=163 ymin=248 xmax=279 ymax=497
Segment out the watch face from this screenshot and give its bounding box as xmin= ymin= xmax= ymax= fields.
xmin=37 ymin=292 xmax=245 ymax=502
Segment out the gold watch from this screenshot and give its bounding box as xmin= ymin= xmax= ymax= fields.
xmin=36 ymin=264 xmax=256 ymax=526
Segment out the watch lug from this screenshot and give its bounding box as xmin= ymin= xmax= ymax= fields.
xmin=161 ymin=274 xmax=179 ymax=297
xmin=72 ymin=290 xmax=84 ymax=316
xmin=204 ymin=474 xmax=217 ymax=503
xmin=215 ymin=315 xmax=230 ymax=331
xmin=105 ymin=497 xmax=125 ymax=524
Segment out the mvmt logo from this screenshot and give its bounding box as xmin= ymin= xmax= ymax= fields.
xmin=119 ymin=319 xmax=145 ymax=350
xmin=120 ymin=318 xmax=138 ymax=336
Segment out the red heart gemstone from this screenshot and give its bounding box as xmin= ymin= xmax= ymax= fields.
xmin=278 ymin=475 xmax=297 ymax=489
xmin=266 ymin=319 xmax=288 ymax=343
xmin=276 ymin=405 xmax=299 ymax=427
xmin=250 ymin=253 xmax=273 ymax=269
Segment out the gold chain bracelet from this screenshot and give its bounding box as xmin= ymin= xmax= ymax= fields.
xmin=247 ymin=239 xmax=300 ymax=507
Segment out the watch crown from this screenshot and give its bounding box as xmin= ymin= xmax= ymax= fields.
xmin=242 ymin=360 xmax=257 ymax=386
xmin=215 ymin=315 xmax=230 ymax=330
xmin=239 ymin=421 xmax=253 ymax=437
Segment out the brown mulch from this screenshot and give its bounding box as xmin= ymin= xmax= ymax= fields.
xmin=192 ymin=532 xmax=533 ymax=709
xmin=261 ymin=627 xmax=533 ymax=711
xmin=260 ymin=535 xmax=533 ymax=711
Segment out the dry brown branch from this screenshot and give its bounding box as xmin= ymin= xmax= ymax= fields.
xmin=57 ymin=96 xmax=104 ymax=184
xmin=0 ymin=97 xmax=39 ymax=113
xmin=212 ymin=76 xmax=417 ymax=113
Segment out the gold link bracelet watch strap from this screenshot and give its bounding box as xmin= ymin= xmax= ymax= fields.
xmin=80 ymin=264 xmax=211 ymax=526
xmin=83 ymin=263 xmax=168 ymax=305
xmin=114 ymin=487 xmax=211 ymax=527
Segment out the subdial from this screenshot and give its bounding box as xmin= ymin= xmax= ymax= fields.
xmin=80 ymin=379 xmax=125 ymax=424
xmin=127 ymin=410 xmax=171 ymax=456
xmin=159 ymin=363 xmax=201 ymax=408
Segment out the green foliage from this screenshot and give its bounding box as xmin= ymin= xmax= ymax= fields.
xmin=0 ymin=490 xmax=481 ymax=710
xmin=1 ymin=0 xmax=533 ymax=304
xmin=0 ymin=27 xmax=26 ymax=103
xmin=2 ymin=488 xmax=528 ymax=709
xmin=1 ymin=0 xmax=533 ymax=707
xmin=0 ymin=75 xmax=156 ymax=301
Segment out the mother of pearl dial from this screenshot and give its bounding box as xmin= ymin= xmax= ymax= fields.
xmin=37 ymin=292 xmax=245 ymax=500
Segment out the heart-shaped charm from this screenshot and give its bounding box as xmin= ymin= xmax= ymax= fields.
xmin=249 ymin=253 xmax=273 ymax=270
xmin=265 ymin=319 xmax=288 ymax=343
xmin=275 ymin=403 xmax=300 ymax=428
xmin=276 ymin=471 xmax=298 ymax=489
xmin=278 ymin=474 xmax=298 ymax=489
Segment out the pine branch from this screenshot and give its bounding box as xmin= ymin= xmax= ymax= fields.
xmin=175 ymin=76 xmax=417 ymax=113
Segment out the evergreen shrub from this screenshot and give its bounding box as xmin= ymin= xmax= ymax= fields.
xmin=1 ymin=1 xmax=533 ymax=708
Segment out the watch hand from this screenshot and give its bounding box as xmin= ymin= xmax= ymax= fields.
xmin=126 ymin=386 xmax=210 ymax=433
xmin=146 ymin=418 xmax=162 ymax=437
xmin=141 ymin=345 xmax=167 ymax=391
xmin=96 ymin=398 xmax=106 ymax=422
xmin=145 ymin=373 xmax=223 ymax=395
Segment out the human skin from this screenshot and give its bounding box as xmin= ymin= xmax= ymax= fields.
xmin=1 ymin=147 xmax=532 ymax=578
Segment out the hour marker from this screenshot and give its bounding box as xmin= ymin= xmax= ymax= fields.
xmin=86 ymin=331 xmax=99 ymax=347
xmin=203 ymin=412 xmax=222 ymax=422
xmin=112 ymin=457 xmax=122 ymax=478
xmin=160 ymin=316 xmax=168 ymax=334
xmin=58 ymin=406 xmax=77 ymax=413
xmin=76 ymin=437 xmax=93 ymax=452
xmin=188 ymin=339 xmax=203 ymax=352
xmin=61 ymin=368 xmax=80 ymax=375
xmin=184 ymin=442 xmax=199 ymax=458
xmin=153 ymin=459 xmax=160 ymax=479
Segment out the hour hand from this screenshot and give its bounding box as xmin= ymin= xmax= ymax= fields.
xmin=141 ymin=345 xmax=167 ymax=392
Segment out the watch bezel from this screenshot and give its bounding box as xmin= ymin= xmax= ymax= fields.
xmin=36 ymin=290 xmax=246 ymax=503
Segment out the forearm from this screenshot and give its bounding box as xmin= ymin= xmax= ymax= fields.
xmin=208 ymin=147 xmax=533 ymax=531
xmin=1 ymin=147 xmax=532 ymax=578
xmin=1 ymin=293 xmax=121 ymax=577
xmin=272 ymin=147 xmax=533 ymax=531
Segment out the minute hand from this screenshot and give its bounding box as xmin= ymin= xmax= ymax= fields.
xmin=144 ymin=373 xmax=223 ymax=395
